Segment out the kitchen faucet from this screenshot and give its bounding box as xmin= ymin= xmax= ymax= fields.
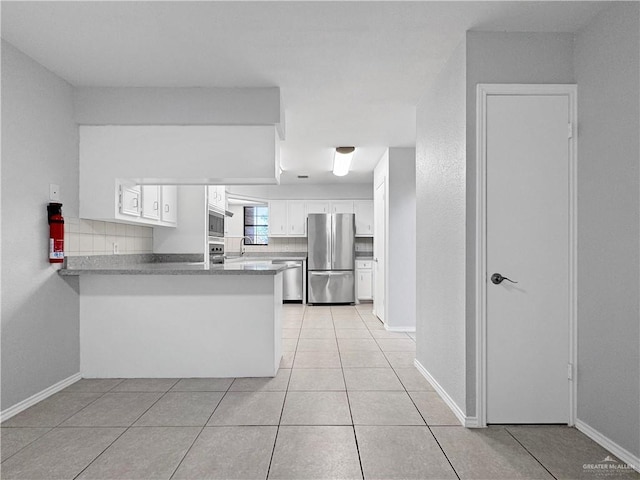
xmin=240 ymin=236 xmax=252 ymax=255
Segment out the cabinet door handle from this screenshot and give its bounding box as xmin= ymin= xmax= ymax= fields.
xmin=165 ymin=205 xmax=170 ymax=212
xmin=153 ymin=201 xmax=158 ymax=211
xmin=133 ymin=198 xmax=139 ymax=208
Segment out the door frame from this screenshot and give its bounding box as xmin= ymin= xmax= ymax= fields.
xmin=475 ymin=84 xmax=578 ymax=427
xmin=373 ymin=175 xmax=387 ymax=323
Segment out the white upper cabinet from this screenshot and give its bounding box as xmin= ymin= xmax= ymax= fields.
xmin=354 ymin=200 xmax=374 ymax=237
xmin=160 ymin=186 xmax=178 ymax=225
xmin=331 ymin=201 xmax=354 ymax=214
xmin=207 ymin=185 xmax=226 ymax=211
xmin=141 ymin=185 xmax=161 ymax=221
xmin=265 ymin=198 xmax=372 ymax=237
xmin=306 ymin=201 xmax=329 ymax=215
xmin=119 ymin=184 xmax=141 ymax=218
xmin=219 ymin=187 xmax=226 ymax=211
xmin=287 ymin=201 xmax=306 ymax=236
xmin=268 ymin=200 xmax=287 ymax=237
xmin=90 ymin=181 xmax=177 ymax=227
xmin=207 ymin=186 xmax=215 ymax=209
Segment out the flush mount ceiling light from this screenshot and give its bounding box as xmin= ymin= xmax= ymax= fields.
xmin=333 ymin=147 xmax=355 ymax=177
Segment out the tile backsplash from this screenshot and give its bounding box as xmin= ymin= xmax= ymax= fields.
xmin=355 ymin=237 xmax=373 ymax=253
xmin=64 ymin=218 xmax=153 ymax=257
xmin=225 ymin=237 xmax=308 ymax=254
xmin=224 ymin=236 xmax=373 ymax=254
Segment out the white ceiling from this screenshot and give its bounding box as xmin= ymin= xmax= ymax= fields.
xmin=1 ymin=1 xmax=606 ymax=184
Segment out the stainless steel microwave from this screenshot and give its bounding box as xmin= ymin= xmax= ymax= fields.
xmin=208 ymin=209 xmax=225 ymax=240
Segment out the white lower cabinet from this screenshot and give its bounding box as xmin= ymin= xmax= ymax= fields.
xmin=356 ymin=260 xmax=373 ymax=300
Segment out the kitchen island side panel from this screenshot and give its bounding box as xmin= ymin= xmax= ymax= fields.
xmin=79 ymin=273 xmax=282 ymax=378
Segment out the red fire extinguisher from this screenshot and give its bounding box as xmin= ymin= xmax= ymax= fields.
xmin=47 ymin=202 xmax=64 ymax=263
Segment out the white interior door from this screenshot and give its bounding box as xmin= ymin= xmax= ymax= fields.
xmin=486 ymin=94 xmax=570 ymax=424
xmin=374 ymin=180 xmax=385 ymax=322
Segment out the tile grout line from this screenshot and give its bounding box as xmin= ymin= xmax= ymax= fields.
xmin=168 ymin=379 xmax=234 ymax=480
xmin=72 ymin=378 xmax=181 ymax=480
xmin=0 ymin=426 xmax=53 ymax=465
xmin=388 ymin=356 xmax=462 ymax=480
xmin=504 ymin=427 xmax=559 ymax=480
xmin=1 ymin=378 xmax=128 ymax=465
xmin=365 ymin=313 xmax=464 ymax=480
xmin=426 ymin=425 xmax=462 ymax=480
xmin=266 ymin=304 xmax=305 ymax=480
xmin=338 ymin=308 xmax=366 ymax=480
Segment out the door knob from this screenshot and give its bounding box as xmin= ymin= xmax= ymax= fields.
xmin=491 ymin=273 xmax=517 ymax=285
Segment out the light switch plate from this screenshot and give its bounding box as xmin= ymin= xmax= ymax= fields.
xmin=49 ymin=184 xmax=60 ymax=201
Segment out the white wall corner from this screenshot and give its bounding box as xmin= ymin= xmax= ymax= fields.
xmin=575 ymin=419 xmax=640 ymax=474
xmin=0 ymin=373 xmax=81 ymax=423
xmin=414 ymin=359 xmax=473 ymax=428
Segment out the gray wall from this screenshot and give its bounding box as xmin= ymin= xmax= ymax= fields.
xmin=416 ymin=41 xmax=468 ymax=412
xmin=464 ymin=31 xmax=576 ymax=415
xmin=388 ymin=148 xmax=416 ymax=330
xmin=416 ymin=33 xmax=576 ymax=415
xmin=1 ymin=41 xmax=80 ymax=410
xmin=417 ymin=16 xmax=639 ymax=459
xmin=153 ymin=186 xmax=207 ymax=255
xmin=73 ymin=87 xmax=281 ymax=126
xmin=574 ymin=3 xmax=640 ymax=457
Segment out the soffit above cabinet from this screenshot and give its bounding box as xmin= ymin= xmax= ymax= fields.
xmin=79 ymin=125 xmax=281 ymax=186
xmin=74 ymin=87 xmax=285 ymax=140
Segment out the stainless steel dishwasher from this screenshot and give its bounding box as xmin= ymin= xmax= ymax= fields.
xmin=273 ymin=260 xmax=303 ymax=302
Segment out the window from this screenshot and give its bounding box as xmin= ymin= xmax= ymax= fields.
xmin=244 ymin=206 xmax=269 ymax=245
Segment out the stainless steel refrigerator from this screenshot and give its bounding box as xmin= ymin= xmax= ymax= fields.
xmin=307 ymin=213 xmax=355 ymax=304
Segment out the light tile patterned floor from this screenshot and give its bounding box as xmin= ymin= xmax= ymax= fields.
xmin=1 ymin=303 xmax=638 ymax=479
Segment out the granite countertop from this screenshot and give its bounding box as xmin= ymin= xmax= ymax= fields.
xmin=226 ymin=253 xmax=307 ymax=262
xmin=59 ymin=254 xmax=293 ymax=276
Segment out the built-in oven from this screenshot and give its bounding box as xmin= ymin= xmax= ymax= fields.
xmin=208 ymin=209 xmax=225 ymax=243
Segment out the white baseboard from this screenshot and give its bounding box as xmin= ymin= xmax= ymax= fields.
xmin=463 ymin=416 xmax=481 ymax=428
xmin=414 ymin=359 xmax=479 ymax=427
xmin=1 ymin=373 xmax=81 ymax=423
xmin=576 ymin=419 xmax=640 ymax=473
xmin=384 ymin=324 xmax=416 ymax=333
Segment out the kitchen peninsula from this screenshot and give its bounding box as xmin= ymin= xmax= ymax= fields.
xmin=60 ymin=255 xmax=287 ymax=379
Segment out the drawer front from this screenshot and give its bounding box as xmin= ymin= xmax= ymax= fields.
xmin=356 ymin=260 xmax=372 ymax=269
